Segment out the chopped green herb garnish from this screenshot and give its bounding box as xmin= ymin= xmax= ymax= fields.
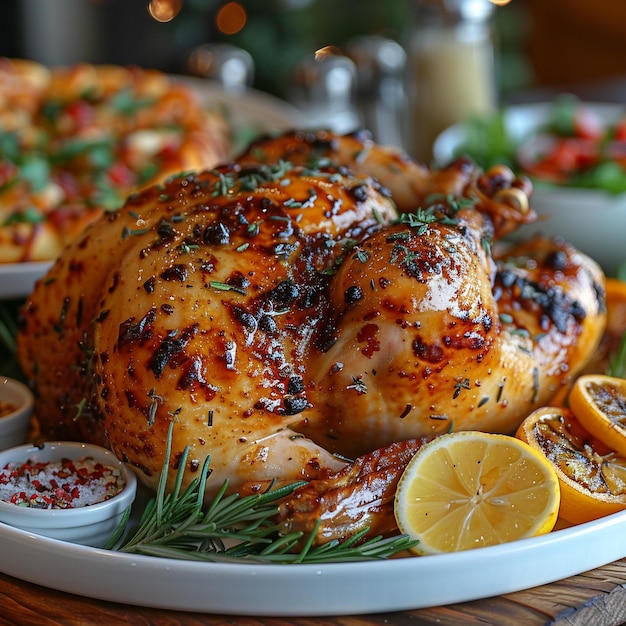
xmin=209 ymin=281 xmax=247 ymax=295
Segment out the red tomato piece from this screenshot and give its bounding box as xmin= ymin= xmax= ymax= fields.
xmin=107 ymin=162 xmax=136 ymax=187
xmin=64 ymin=101 xmax=94 ymax=131
xmin=522 ymin=138 xmax=599 ymax=182
xmin=614 ymin=117 xmax=626 ymax=141
xmin=573 ymin=107 xmax=605 ymax=140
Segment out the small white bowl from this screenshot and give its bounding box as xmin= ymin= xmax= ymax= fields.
xmin=0 ymin=441 xmax=137 ymax=547
xmin=0 ymin=376 xmax=34 ymax=451
xmin=433 ymin=102 xmax=626 ymax=275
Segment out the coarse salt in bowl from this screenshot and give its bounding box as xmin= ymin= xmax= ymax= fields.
xmin=0 ymin=441 xmax=137 ymax=547
xmin=0 ymin=376 xmax=34 ymax=451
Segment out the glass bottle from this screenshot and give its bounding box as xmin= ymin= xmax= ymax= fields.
xmin=346 ymin=35 xmax=408 ymax=149
xmin=408 ymin=0 xmax=497 ymax=162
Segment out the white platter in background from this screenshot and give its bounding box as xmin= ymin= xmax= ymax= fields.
xmin=178 ymin=75 xmax=309 ymax=156
xmin=0 ymin=508 xmax=626 ymax=616
xmin=0 ymin=261 xmax=53 ymax=300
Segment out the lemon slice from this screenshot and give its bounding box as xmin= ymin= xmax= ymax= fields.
xmin=394 ymin=431 xmax=560 ymax=555
xmin=516 ymin=406 xmax=626 ymax=525
xmin=568 ymin=374 xmax=626 ymax=457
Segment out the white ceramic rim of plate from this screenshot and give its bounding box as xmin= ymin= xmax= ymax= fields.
xmin=0 ymin=505 xmax=625 ymax=616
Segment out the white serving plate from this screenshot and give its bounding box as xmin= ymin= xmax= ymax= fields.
xmin=3 ymin=89 xmax=624 ymax=617
xmin=0 ymin=508 xmax=625 ymax=616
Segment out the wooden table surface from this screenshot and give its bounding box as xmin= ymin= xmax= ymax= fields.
xmin=3 ymin=558 xmax=626 ymax=626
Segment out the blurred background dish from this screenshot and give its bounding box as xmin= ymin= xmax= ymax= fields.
xmin=433 ymin=100 xmax=626 ymax=276
xmin=177 ymin=76 xmax=308 ymax=155
xmin=0 ymin=75 xmax=306 ymax=300
xmin=0 ymin=261 xmax=53 ymax=300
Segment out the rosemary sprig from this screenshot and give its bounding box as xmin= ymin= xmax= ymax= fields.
xmin=112 ymin=422 xmax=418 ymax=562
xmin=0 ymin=299 xmax=26 ymax=381
xmin=0 ymin=302 xmax=17 ymax=353
xmin=608 ymin=329 xmax=626 ymax=379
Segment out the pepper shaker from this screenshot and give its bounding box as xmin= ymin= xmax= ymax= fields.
xmin=289 ymin=49 xmax=362 ymax=135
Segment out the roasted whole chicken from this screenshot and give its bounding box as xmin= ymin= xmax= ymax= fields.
xmin=17 ymin=130 xmax=606 ymax=539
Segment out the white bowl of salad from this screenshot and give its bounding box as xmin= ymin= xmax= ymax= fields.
xmin=433 ymin=96 xmax=626 ymax=276
xmin=0 ymin=441 xmax=137 ymax=547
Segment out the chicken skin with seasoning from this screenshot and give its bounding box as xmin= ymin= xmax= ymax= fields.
xmin=17 ymin=131 xmax=606 ymax=508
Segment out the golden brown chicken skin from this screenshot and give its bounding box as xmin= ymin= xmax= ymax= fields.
xmin=238 ymin=128 xmax=536 ymax=238
xmin=300 ymin=213 xmax=605 ymax=459
xmin=18 ymin=159 xmax=397 ymax=492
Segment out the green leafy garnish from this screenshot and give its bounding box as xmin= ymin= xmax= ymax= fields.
xmin=451 ymin=109 xmax=517 ymax=170
xmin=450 ymin=96 xmax=626 ymax=195
xmin=108 ymin=89 xmax=156 ymax=117
xmin=2 ymin=206 xmax=46 ymax=226
xmin=608 ymin=330 xmax=626 ymax=379
xmin=568 ymin=161 xmax=626 ymax=194
xmin=546 ymin=93 xmax=579 ymax=137
xmin=19 ymin=154 xmax=50 ymax=192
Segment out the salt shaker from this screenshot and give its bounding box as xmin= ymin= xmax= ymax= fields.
xmin=408 ymin=0 xmax=497 ymax=161
xmin=289 ymin=49 xmax=362 ymax=135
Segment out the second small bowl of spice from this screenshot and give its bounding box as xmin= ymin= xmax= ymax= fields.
xmin=0 ymin=441 xmax=137 ymax=547
xmin=0 ymin=376 xmax=34 ymax=451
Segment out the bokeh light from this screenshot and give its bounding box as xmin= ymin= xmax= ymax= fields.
xmin=216 ymin=2 xmax=248 ymax=35
xmin=314 ymin=46 xmax=342 ymax=61
xmin=147 ymin=0 xmax=182 ymax=23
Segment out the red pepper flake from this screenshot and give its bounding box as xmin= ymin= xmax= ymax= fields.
xmin=0 ymin=457 xmax=125 ymax=509
xmin=0 ymin=402 xmax=17 ymax=418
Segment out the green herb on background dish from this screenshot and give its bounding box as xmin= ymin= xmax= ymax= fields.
xmin=451 ymin=110 xmax=517 ymax=170
xmin=110 ymin=422 xmax=417 ymax=563
xmin=567 ymin=161 xmax=626 ymax=194
xmin=545 ymin=93 xmax=582 ymax=137
xmin=607 ymin=329 xmax=626 ymax=380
